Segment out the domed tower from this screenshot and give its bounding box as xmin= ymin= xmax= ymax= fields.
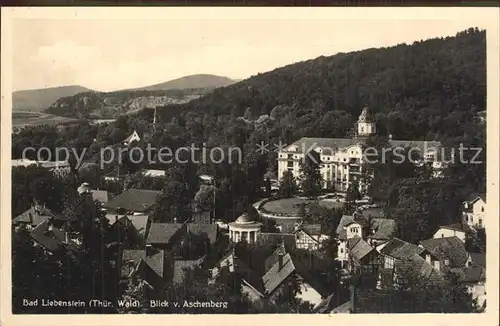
xmin=357 ymin=106 xmax=376 ymax=136
xmin=228 ymin=212 xmax=262 ymax=244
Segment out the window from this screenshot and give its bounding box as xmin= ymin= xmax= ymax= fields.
xmin=340 ymin=248 xmax=344 ymax=253
xmin=441 ymin=234 xmax=444 ymax=238
xmin=444 ymin=259 xmax=450 ymax=266
xmin=479 ymin=219 xmax=483 ymax=226
xmin=481 ymin=207 xmax=484 ymax=212
xmin=361 ymin=127 xmax=364 ymax=133
xmin=287 ymin=161 xmax=294 ymax=168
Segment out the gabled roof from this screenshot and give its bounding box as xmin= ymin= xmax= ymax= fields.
xmin=419 ymin=236 xmax=469 ymax=268
xmin=106 ymin=214 xmax=149 ymax=235
xmin=103 ymin=188 xmax=161 ymax=212
xmin=369 ymin=218 xmax=396 ymax=240
xmin=30 ymin=220 xmax=67 ymax=252
xmin=122 ymin=248 xmax=166 ymax=279
xmin=348 ymin=237 xmax=376 ymax=261
xmin=258 ymin=233 xmax=296 ymax=250
xmin=187 ymin=223 xmax=218 ymax=244
xmin=455 ymin=266 xmax=485 ymax=283
xmin=465 ymin=193 xmax=486 ymax=204
xmin=146 ymin=223 xmax=185 ymax=245
xmin=336 ymin=215 xmax=355 ymax=234
xmin=380 ymin=238 xmax=424 ymax=260
xmin=438 ymin=223 xmax=472 ymax=234
xmin=298 ymin=224 xmax=323 ymax=237
xmin=12 ymin=205 xmax=55 ymax=226
xmin=262 ymin=253 xmax=296 ymax=295
xmin=264 ymin=245 xmax=287 ymax=273
xmin=395 ymin=254 xmax=443 ymax=283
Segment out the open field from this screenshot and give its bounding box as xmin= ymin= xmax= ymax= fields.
xmin=12 ymin=111 xmax=79 ymax=128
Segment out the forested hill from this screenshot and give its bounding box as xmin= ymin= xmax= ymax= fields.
xmin=156 ymin=28 xmax=485 ymax=142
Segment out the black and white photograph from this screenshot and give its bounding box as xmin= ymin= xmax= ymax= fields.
xmin=1 ymin=7 xmax=498 ymax=322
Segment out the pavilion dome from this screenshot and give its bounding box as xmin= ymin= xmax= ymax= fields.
xmin=235 ymin=213 xmax=255 ymax=224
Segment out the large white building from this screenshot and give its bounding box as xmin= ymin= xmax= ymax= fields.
xmin=277 ymin=107 xmax=444 ymax=193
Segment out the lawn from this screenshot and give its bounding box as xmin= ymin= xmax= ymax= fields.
xmin=261 ymin=197 xmax=343 ymax=216
xmin=12 ymin=111 xmax=78 ymax=128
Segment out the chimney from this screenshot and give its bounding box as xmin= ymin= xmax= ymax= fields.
xmin=278 ymin=250 xmax=284 ymax=270
xmin=146 ymin=244 xmax=153 ymax=256
xmin=349 ymin=285 xmax=356 ymax=313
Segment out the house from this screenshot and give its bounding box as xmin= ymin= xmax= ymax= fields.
xmin=12 ymin=204 xmax=57 ymax=230
xmin=294 ymin=224 xmax=329 ymax=251
xmin=366 ymin=218 xmax=396 ymax=249
xmin=452 ymin=266 xmax=486 ymax=308
xmin=336 ymin=215 xmax=366 ymax=267
xmin=433 ymin=223 xmax=472 ymax=243
xmin=30 ymin=220 xmax=68 ymax=253
xmin=146 ymin=223 xmax=186 ymax=250
xmin=277 ymin=107 xmax=445 ymax=193
xmin=463 ymin=194 xmax=486 ymax=229
xmin=106 ymin=214 xmax=149 ymax=238
xmin=103 ymin=167 xmax=129 ymax=182
xmin=393 ymin=254 xmax=443 ymax=284
xmin=103 ymin=188 xmax=161 ymax=215
xmin=209 ymin=248 xmax=266 ymax=303
xmin=261 ymin=251 xmax=327 ymax=308
xmin=107 ymin=215 xmax=148 ymax=248
xmin=123 ymin=130 xmax=141 ymax=146
xmin=121 ymin=247 xmax=173 ymax=292
xmin=418 ymin=236 xmax=469 ymax=272
xmin=347 ymin=237 xmax=381 ymax=278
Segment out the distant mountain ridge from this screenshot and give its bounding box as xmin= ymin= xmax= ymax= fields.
xmin=12 ymin=85 xmax=93 ymax=112
xmin=131 ymin=74 xmax=238 ymax=91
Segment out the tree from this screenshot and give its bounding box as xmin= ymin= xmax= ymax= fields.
xmin=299 ymin=150 xmax=323 ymax=198
xmin=356 ymin=269 xmax=476 ymax=313
xmin=278 ymin=170 xmax=298 ymax=198
xmin=150 ymin=180 xmax=191 ymax=223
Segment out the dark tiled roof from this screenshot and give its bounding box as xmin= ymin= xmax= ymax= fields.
xmin=470 ymin=252 xmax=486 ymax=268
xmin=380 ymin=238 xmax=424 ymax=260
xmin=12 ymin=205 xmax=54 ymax=226
xmin=369 ymin=218 xmax=396 ymax=240
xmin=338 ymin=229 xmax=347 ymax=241
xmin=192 ymin=210 xmax=211 ymax=224
xmin=395 ymin=254 xmax=443 ymax=283
xmin=299 ymin=224 xmax=323 ymax=237
xmin=439 ymin=223 xmax=472 ymax=233
xmin=455 ymin=266 xmax=485 ymax=283
xmin=187 ymin=223 xmax=218 ymax=244
xmin=91 ymin=190 xmax=109 ymax=203
xmin=419 ymin=236 xmax=469 ymax=268
xmin=103 ymin=188 xmax=161 ymax=212
xmin=122 ymin=248 xmax=165 ymax=278
xmin=30 ymin=220 xmax=66 ymax=252
xmin=146 ymin=223 xmax=185 ymax=245
xmin=264 ymin=245 xmax=288 ymax=273
xmin=336 ymin=215 xmax=355 ymax=234
xmin=348 ymin=237 xmax=375 ymax=261
xmin=262 ymin=253 xmax=296 ymax=295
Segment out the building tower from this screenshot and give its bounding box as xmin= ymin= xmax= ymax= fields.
xmin=357 ymin=106 xmax=376 ymax=137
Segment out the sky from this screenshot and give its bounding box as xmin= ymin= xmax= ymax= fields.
xmin=11 ymin=9 xmax=495 ymax=92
